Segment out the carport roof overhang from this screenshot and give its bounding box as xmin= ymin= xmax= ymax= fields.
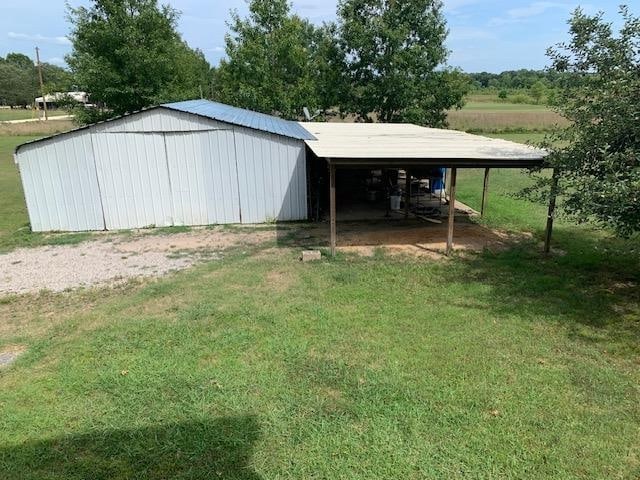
xmin=298 ymin=122 xmax=553 ymax=258
xmin=300 ymin=122 xmax=547 ymax=168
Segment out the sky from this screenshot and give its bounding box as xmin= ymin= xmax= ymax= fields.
xmin=0 ymin=0 xmax=632 ymax=73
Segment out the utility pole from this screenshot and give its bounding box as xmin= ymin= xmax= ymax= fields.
xmin=35 ymin=47 xmax=48 ymax=121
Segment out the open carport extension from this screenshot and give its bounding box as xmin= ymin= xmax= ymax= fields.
xmin=301 ymin=122 xmax=549 ymax=256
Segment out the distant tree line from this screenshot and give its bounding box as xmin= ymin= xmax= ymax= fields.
xmin=468 ymin=70 xmax=577 ymax=91
xmin=466 ymin=69 xmax=588 ymax=105
xmin=0 ymin=53 xmax=73 ymax=107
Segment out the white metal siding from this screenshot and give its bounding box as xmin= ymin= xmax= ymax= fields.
xmin=235 ymin=128 xmax=307 ymax=223
xmin=15 ymin=109 xmax=308 ymax=231
xmin=94 ymin=108 xmax=226 ymax=133
xmin=92 ymin=132 xmax=173 ymax=229
xmin=17 ymin=132 xmax=104 ymax=232
xmin=165 ymin=130 xmax=240 ymax=225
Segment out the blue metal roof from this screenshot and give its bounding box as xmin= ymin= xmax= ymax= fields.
xmin=162 ymin=99 xmax=315 ymax=141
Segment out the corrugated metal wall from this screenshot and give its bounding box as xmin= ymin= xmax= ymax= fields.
xmin=165 ymin=130 xmax=241 ymax=225
xmin=235 ymin=129 xmax=307 ymax=223
xmin=92 ymin=132 xmax=173 ymax=229
xmin=16 ymin=108 xmax=308 ymax=232
xmin=17 ymin=131 xmax=105 ymax=231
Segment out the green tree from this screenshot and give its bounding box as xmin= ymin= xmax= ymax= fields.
xmin=66 ymin=0 xmax=211 ymax=121
xmin=0 ymin=62 xmax=32 ymax=106
xmin=526 ymin=6 xmax=640 ymax=236
xmin=214 ymin=0 xmax=336 ymax=119
xmin=5 ymin=53 xmax=34 ymax=71
xmin=530 ymin=80 xmax=546 ymax=104
xmin=336 ymin=0 xmax=469 ymax=126
xmin=0 ymin=54 xmax=73 ymax=106
xmin=42 ymin=63 xmax=74 ymax=94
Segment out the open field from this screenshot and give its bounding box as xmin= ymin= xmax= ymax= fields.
xmin=448 ymin=102 xmax=568 ymax=133
xmin=0 ymin=109 xmax=68 ymax=122
xmin=1 ymin=127 xmax=639 ymax=478
xmin=461 ymin=101 xmax=550 ymax=112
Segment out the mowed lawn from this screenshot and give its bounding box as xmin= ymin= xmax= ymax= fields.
xmin=0 ymin=109 xmax=68 ymax=122
xmin=0 ymin=136 xmax=37 ymax=247
xmin=1 ymin=133 xmax=639 ymax=479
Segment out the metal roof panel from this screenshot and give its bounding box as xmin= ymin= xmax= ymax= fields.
xmin=163 ymin=99 xmax=315 ymax=141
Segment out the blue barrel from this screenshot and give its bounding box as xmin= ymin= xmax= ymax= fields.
xmin=430 ymin=168 xmax=446 ymax=193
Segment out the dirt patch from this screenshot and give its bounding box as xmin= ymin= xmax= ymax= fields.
xmin=0 ymin=345 xmax=26 ymax=368
xmin=337 ymin=246 xmax=379 ymax=257
xmin=251 ymin=247 xmax=290 ymax=260
xmin=263 ymin=269 xmax=297 ymax=293
xmin=334 ymin=220 xmax=513 ymax=251
xmin=113 ymin=228 xmax=275 ymax=253
xmin=303 ymin=218 xmax=525 ymax=258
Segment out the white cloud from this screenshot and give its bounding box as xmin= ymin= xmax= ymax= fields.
xmin=443 ymin=0 xmax=481 ymax=14
xmin=208 ymin=46 xmax=225 ymax=53
xmin=488 ymin=2 xmax=568 ymax=26
xmin=508 ymin=2 xmax=565 ymax=19
xmin=8 ymin=32 xmax=71 ymax=45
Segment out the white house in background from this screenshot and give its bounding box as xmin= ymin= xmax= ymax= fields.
xmin=35 ymin=91 xmax=90 ymax=109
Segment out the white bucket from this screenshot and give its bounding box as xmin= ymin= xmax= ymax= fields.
xmin=390 ymin=195 xmax=401 ymax=210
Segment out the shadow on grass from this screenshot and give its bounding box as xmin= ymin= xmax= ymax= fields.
xmin=0 ymin=416 xmax=262 ymax=480
xmin=447 ymin=233 xmax=640 ymax=352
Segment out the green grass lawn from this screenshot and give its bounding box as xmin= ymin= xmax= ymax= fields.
xmin=486 ymin=132 xmax=547 ymax=144
xmin=1 ymin=132 xmax=639 ymax=479
xmin=0 ymin=136 xmax=37 ymax=245
xmin=0 ymin=109 xmax=67 ymax=121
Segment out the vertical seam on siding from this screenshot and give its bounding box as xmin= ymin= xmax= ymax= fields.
xmin=231 ymin=127 xmax=243 ymax=223
xmin=89 ymin=133 xmax=107 ymax=230
xmin=45 ymin=141 xmax=63 ymax=230
xmin=214 ymin=132 xmax=226 ymax=223
xmin=162 ymin=132 xmax=175 ymax=226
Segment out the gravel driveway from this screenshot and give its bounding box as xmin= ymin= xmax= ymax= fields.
xmin=0 ymin=241 xmax=199 ymax=295
xmin=0 ymin=228 xmax=274 ymax=296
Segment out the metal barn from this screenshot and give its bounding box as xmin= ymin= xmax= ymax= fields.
xmin=14 ymin=100 xmax=314 ymax=232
